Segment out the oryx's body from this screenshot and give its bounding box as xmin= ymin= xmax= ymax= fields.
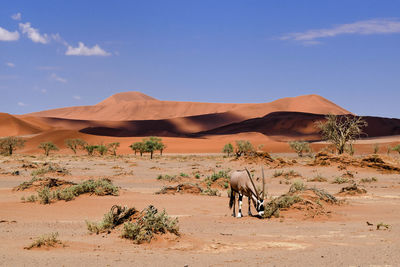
xmin=229 ymin=169 xmax=265 ymax=218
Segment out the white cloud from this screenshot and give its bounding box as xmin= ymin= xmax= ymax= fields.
xmin=280 ymin=18 xmax=400 ymax=44
xmin=17 ymin=102 xmax=26 ymax=107
xmin=19 ymin=22 xmax=48 ymax=44
xmin=65 ymin=42 xmax=111 ymax=56
xmin=5 ymin=62 xmax=15 ymax=68
xmin=73 ymin=95 xmax=81 ymax=100
xmin=0 ymin=27 xmax=19 ymax=41
xmin=51 ymin=33 xmax=68 ymax=46
xmin=11 ymin=13 xmax=22 ymax=21
xmin=50 ymin=73 xmax=67 ymax=83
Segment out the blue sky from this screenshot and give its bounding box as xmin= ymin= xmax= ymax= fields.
xmin=1 ymin=0 xmax=399 ymax=118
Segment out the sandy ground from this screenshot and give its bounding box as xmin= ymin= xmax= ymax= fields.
xmin=1 ymin=153 xmax=400 ymax=266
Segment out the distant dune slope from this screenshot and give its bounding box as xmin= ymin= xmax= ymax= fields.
xmin=27 ymin=92 xmax=350 ymax=121
xmin=196 ymin=112 xmax=400 ymax=141
xmin=0 ymin=113 xmax=52 ymax=137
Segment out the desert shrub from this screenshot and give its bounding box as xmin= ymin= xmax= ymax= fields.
xmin=108 ymin=142 xmax=120 ymax=156
xmin=289 ymin=180 xmax=305 ymax=193
xmin=332 ymin=177 xmax=349 ymax=184
xmin=373 ymin=144 xmax=379 ymax=154
xmin=201 ymin=186 xmax=220 ymax=196
xmin=39 ymin=142 xmax=59 ymax=156
xmin=0 ymin=136 xmax=25 ymax=156
xmin=37 ymin=186 xmax=51 ymax=204
xmin=96 ymin=144 xmax=108 ymax=156
xmin=316 ymin=114 xmax=367 ymax=154
xmin=392 ymin=144 xmax=400 ymax=155
xmin=235 ymin=140 xmax=254 ymax=157
xmin=84 ymin=145 xmax=98 ymax=156
xmin=26 ymin=194 xmax=37 ymax=202
xmin=65 ymin=138 xmax=87 ymax=154
xmin=376 ymin=222 xmax=391 ymax=230
xmin=143 ymin=137 xmax=163 ymax=159
xmin=121 ymin=205 xmax=179 ymax=244
xmin=360 ymin=177 xmax=378 ymax=183
xmin=179 ymin=173 xmax=189 ymax=177
xmin=157 ymin=174 xmax=179 ymax=182
xmin=263 ymin=195 xmax=303 ymax=218
xmin=289 ymin=141 xmax=310 ymax=157
xmin=206 ymin=170 xmax=229 ymax=183
xmin=55 ymin=178 xmax=119 ymax=201
xmin=222 ymin=143 xmax=233 ymax=157
xmin=86 ymin=211 xmax=115 ymax=234
xmin=31 ymin=164 xmax=69 ymax=177
xmin=24 ymin=232 xmax=62 ymax=250
xmin=273 ymin=170 xmax=283 ymax=177
xmin=24 ymin=178 xmax=119 ymax=203
xmin=307 ymin=175 xmax=327 ymax=182
xmin=130 ymin=142 xmax=145 ymax=156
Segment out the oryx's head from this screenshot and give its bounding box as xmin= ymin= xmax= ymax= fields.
xmin=245 ymin=167 xmax=267 ymax=216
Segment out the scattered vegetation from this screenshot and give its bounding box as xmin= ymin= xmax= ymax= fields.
xmin=392 ymin=144 xmax=400 ymax=155
xmin=307 ymin=174 xmax=327 ymax=182
xmin=272 ymin=170 xmax=301 ymax=179
xmin=332 ymin=177 xmax=349 ymax=184
xmin=376 ymin=222 xmax=391 ymax=230
xmin=31 ymin=163 xmax=70 ymax=177
xmin=373 ymin=144 xmax=379 ymax=154
xmin=0 ymin=136 xmax=25 ymax=156
xmin=87 ymin=205 xmax=137 ymax=234
xmin=222 ymin=143 xmax=233 ymax=157
xmin=24 ymin=232 xmax=62 ymax=250
xmin=204 ymin=170 xmax=230 ymax=188
xmin=289 ymin=141 xmax=311 ymax=157
xmin=338 ymin=183 xmax=367 ymax=195
xmin=121 ymin=205 xmax=179 ymax=244
xmin=39 ymin=142 xmax=59 ymax=156
xmin=157 ymin=174 xmax=179 ymax=182
xmin=263 ymin=184 xmax=337 ymax=219
xmin=130 ymin=137 xmax=165 ymax=159
xmin=108 ymin=142 xmax=120 ymax=156
xmin=316 ymin=114 xmax=367 ymax=154
xmin=235 ymin=140 xmax=255 ymax=157
xmin=65 ymin=138 xmax=87 ymax=154
xmin=360 ymin=177 xmax=378 ymax=183
xmin=21 ymin=178 xmax=119 ymax=204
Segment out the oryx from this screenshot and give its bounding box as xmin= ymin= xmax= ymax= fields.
xmin=229 ymin=168 xmax=266 ymax=218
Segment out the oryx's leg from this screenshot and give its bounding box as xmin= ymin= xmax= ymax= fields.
xmin=248 ymin=197 xmax=252 ymax=216
xmin=232 ymin=191 xmax=236 ymax=217
xmin=237 ymin=194 xmax=243 ymax=218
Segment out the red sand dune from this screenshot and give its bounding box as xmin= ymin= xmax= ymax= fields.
xmin=27 ymin=92 xmax=350 ymax=121
xmin=1 ymin=92 xmax=399 ymax=154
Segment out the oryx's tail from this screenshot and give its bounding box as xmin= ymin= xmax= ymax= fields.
xmin=229 ymin=189 xmax=235 ymax=209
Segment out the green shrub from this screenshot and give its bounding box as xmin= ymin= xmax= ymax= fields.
xmin=157 ymin=174 xmax=179 ymax=182
xmin=360 ymin=177 xmax=378 ymax=183
xmin=37 ymin=186 xmax=51 ymax=204
xmin=121 ymin=206 xmax=179 ymax=244
xmin=288 ymin=141 xmax=310 ymax=157
xmin=201 ymin=186 xmax=220 ymax=196
xmin=0 ymin=136 xmax=25 ymax=156
xmin=65 ymin=138 xmax=87 ymax=154
xmin=289 ymin=180 xmax=305 ymax=193
xmin=235 ymin=140 xmax=254 ymax=157
xmin=222 ymin=143 xmax=233 ymax=157
xmin=24 ymin=232 xmax=62 ymax=250
xmin=38 ymin=142 xmax=59 ymax=156
xmin=307 ymin=175 xmax=327 ymax=182
xmin=392 ymin=144 xmax=400 ymax=154
xmin=332 ymin=177 xmax=349 ymax=184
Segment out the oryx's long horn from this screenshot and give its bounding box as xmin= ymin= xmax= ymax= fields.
xmin=262 ymin=167 xmax=266 ymax=199
xmin=245 ymin=167 xmax=259 ymax=198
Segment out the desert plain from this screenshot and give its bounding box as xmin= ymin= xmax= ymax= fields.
xmin=0 ymin=92 xmax=400 ymax=266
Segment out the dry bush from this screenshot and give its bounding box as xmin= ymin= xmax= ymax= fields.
xmin=87 ymin=205 xmax=137 ymax=234
xmin=121 ymin=205 xmax=179 ymax=244
xmin=24 ymin=232 xmax=62 ymax=250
